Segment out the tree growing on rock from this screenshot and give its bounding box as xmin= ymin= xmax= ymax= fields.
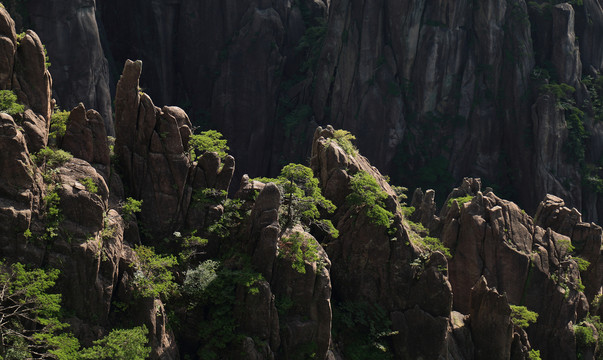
xmin=256 ymin=163 xmax=338 ymax=238
xmin=188 ymin=130 xmax=229 ymax=161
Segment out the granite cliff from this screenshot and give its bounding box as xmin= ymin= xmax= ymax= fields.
xmin=2 ymin=2 xmax=603 ymax=360
xmin=9 ymin=0 xmax=603 ymax=223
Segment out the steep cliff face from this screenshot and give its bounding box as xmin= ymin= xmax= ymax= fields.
xmin=313 ymin=0 xmax=599 ymax=219
xmin=6 ymin=2 xmax=603 ymax=359
xmin=96 ymin=0 xmax=327 ymax=180
xmin=21 ymin=0 xmax=603 ymax=221
xmin=26 ymin=0 xmax=114 ymax=135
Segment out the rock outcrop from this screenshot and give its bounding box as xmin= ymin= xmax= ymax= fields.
xmin=114 ymin=59 xmax=235 ymax=239
xmin=431 ymin=178 xmax=588 ymax=359
xmin=0 ymin=10 xmax=178 ymax=359
xmin=310 ymin=125 xmax=455 ymax=358
xmin=470 ymin=276 xmax=514 ymax=360
xmin=234 ymin=179 xmax=333 ymax=359
xmin=62 ymin=103 xmax=111 ymax=179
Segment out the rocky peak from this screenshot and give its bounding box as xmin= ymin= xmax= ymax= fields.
xmin=114 ymin=59 xmax=235 ymax=239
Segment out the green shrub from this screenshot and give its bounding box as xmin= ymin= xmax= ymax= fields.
xmin=296 ymin=16 xmax=327 ymax=74
xmin=540 ymin=83 xmax=576 ymax=101
xmin=188 ymin=130 xmax=229 ymax=161
xmin=279 ymin=231 xmax=320 ymax=274
xmin=575 ymin=324 xmax=596 ymax=348
xmin=131 ymin=245 xmax=178 ymax=299
xmin=80 ymin=177 xmax=98 ymax=194
xmin=446 ymin=195 xmax=474 ymax=207
xmin=583 ymin=75 xmax=603 ymax=122
xmin=573 ymin=256 xmax=591 ymax=272
xmin=283 ymin=105 xmax=312 ymax=137
xmin=391 ymin=185 xmax=408 ymax=204
xmin=207 ymin=198 xmax=246 ymax=239
xmin=347 ymin=171 xmax=393 ymax=228
xmin=557 ymin=237 xmax=575 ymax=252
xmin=78 ymin=326 xmax=150 ymax=360
xmin=510 ymin=305 xmax=538 ymax=329
xmin=0 ymin=90 xmax=24 ymax=115
xmin=401 ymin=206 xmax=415 ymax=217
xmin=528 ymin=349 xmax=542 ymax=360
xmin=421 ymin=236 xmax=451 ymax=258
xmin=177 ymin=230 xmax=209 ymax=262
xmin=578 ymin=315 xmax=603 ymax=358
xmin=192 ymin=188 xmax=227 ymax=207
xmin=121 ymin=197 xmax=142 ymax=223
xmin=0 ymin=262 xmax=64 ymax=358
xmin=49 ymin=109 xmax=70 ymax=144
xmin=191 ymin=258 xmax=264 ymax=358
xmin=43 ymin=44 xmax=50 ymax=69
xmin=333 ymin=129 xmax=357 ymax=155
xmin=182 ymin=260 xmax=220 ymax=299
xmin=0 ymin=262 xmax=150 ymax=359
xmin=276 ymin=295 xmax=294 ymax=317
xmin=32 ymin=147 xmax=73 ymax=169
xmin=539 ymin=82 xmax=587 ymax=164
xmin=43 ymin=186 xmax=63 ymax=241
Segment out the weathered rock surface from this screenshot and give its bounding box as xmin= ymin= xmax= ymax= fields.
xmin=239 ymin=180 xmax=333 ymax=359
xmin=534 ymin=194 xmax=603 ymax=304
xmin=311 ymin=126 xmax=454 ymax=358
xmin=0 ymin=11 xmax=178 ymax=358
xmin=437 ymin=179 xmax=587 ymax=359
xmin=12 ymin=0 xmax=603 ymax=225
xmin=62 ymin=103 xmax=111 ymax=179
xmin=28 ymin=0 xmax=114 ymax=135
xmin=470 ymin=276 xmax=514 ymax=360
xmin=114 ymin=59 xmax=234 ymax=239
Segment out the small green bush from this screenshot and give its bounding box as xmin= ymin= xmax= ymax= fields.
xmin=32 ymin=147 xmax=72 ymax=169
xmin=78 ymin=326 xmax=150 ymax=360
xmin=333 ymin=129 xmax=357 ymax=155
xmin=192 ymin=188 xmax=227 ymax=207
xmin=177 ymin=230 xmax=209 ymax=262
xmin=332 ymin=301 xmax=396 ymax=360
xmin=80 ymin=177 xmax=98 ymax=194
xmin=188 ymin=130 xmax=229 ymax=161
xmin=575 ymin=324 xmax=596 ymax=348
xmin=510 ymin=305 xmax=538 ymax=329
xmin=347 ymin=171 xmax=393 ymax=228
xmin=0 ymin=90 xmax=24 ymax=115
xmin=43 ymin=186 xmax=62 ymax=240
xmin=182 ymin=260 xmax=220 ymax=299
xmin=132 ymin=245 xmax=178 ymax=299
xmin=557 ymin=237 xmax=575 ymax=252
xmin=207 ymin=198 xmax=246 ymax=239
xmin=43 ymin=44 xmax=50 ymax=69
xmin=401 ymin=206 xmax=415 ymax=217
xmin=573 ymin=256 xmax=591 ymax=272
xmin=528 ymin=349 xmax=542 ymax=360
xmin=583 ymin=75 xmax=603 ymax=122
xmin=49 ymin=109 xmax=70 ymax=144
xmin=421 ymin=236 xmax=451 ymax=258
xmin=121 ymin=197 xmax=142 ymax=223
xmin=446 ymin=195 xmax=474 ymax=207
xmin=283 ymin=105 xmax=312 ymax=137
xmin=279 ymin=231 xmax=320 ymax=274
xmin=540 ymin=83 xmax=575 ymax=100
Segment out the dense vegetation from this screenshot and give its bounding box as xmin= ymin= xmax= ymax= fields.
xmin=0 ymin=261 xmax=150 ymax=359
